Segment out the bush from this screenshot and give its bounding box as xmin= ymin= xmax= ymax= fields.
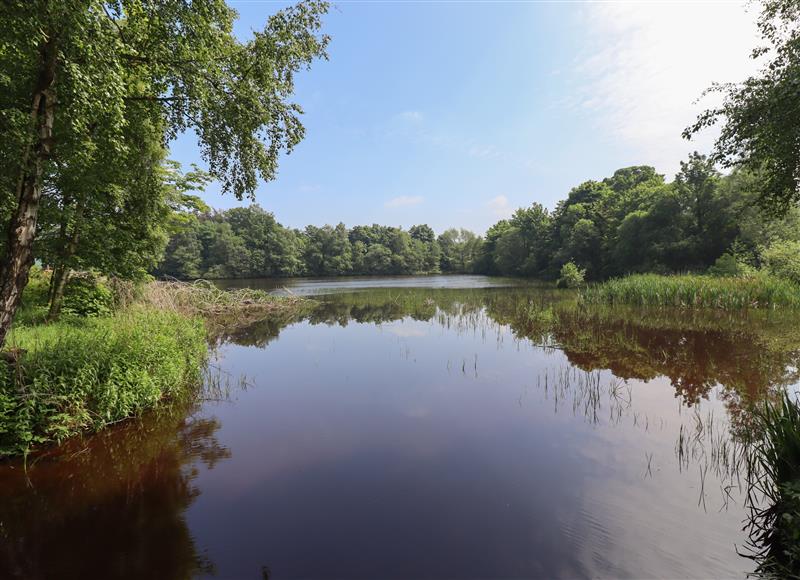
xmin=763 ymin=240 xmax=800 ymax=285
xmin=0 ymin=308 xmax=207 ymax=456
xmin=708 ymin=253 xmax=757 ymax=278
xmin=557 ymin=261 xmax=586 ymax=289
xmin=62 ymin=274 xmax=114 ymax=317
xmin=14 ymin=266 xmax=51 ymax=326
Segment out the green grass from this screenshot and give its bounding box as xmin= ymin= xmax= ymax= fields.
xmin=583 ymin=273 xmax=800 ymax=309
xmin=0 ymin=307 xmax=207 ymax=457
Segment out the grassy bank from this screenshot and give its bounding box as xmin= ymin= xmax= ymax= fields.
xmin=583 ymin=274 xmax=800 ymax=309
xmin=0 ymin=275 xmax=313 ymax=457
xmin=0 ymin=308 xmax=207 ymax=456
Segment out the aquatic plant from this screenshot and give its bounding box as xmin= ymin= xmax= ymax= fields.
xmin=583 ymin=274 xmax=800 ymax=310
xmin=745 ymin=391 xmax=800 ymax=578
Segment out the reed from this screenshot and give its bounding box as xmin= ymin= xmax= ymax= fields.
xmin=583 ymin=273 xmax=800 ymax=310
xmin=745 ymin=391 xmax=800 ymax=578
xmin=143 ymin=279 xmax=312 ymax=322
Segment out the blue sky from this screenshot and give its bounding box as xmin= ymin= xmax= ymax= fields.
xmin=170 ymin=0 xmax=759 ymax=234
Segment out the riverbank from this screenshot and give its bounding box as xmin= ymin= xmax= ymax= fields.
xmin=0 ymin=276 xmax=313 ymax=457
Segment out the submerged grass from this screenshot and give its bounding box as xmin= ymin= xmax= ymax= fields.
xmin=583 ymin=274 xmax=800 ymax=310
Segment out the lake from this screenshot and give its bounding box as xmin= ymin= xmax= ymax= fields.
xmin=3 ymin=275 xmax=799 ymax=579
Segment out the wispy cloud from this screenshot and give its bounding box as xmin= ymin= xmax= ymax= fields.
xmin=385 ymin=195 xmax=424 ymax=208
xmin=571 ymin=1 xmax=760 ymax=176
xmin=486 ymin=195 xmax=513 ymax=219
xmin=398 ymin=110 xmax=423 ymax=123
xmin=468 ymin=144 xmax=501 ymax=160
xmin=298 ymin=183 xmax=322 ymax=194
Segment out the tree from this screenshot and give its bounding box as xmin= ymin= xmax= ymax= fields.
xmin=438 ymin=228 xmax=481 ymax=273
xmin=0 ymin=0 xmax=329 ymax=347
xmin=160 ymin=230 xmax=203 ymax=280
xmin=685 ymin=0 xmax=800 ymax=213
xmin=303 ymin=224 xmax=352 ymax=276
xmin=38 ymin=141 xmax=211 ymax=318
xmin=364 ymin=244 xmax=393 ymax=274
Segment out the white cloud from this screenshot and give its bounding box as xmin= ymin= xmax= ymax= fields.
xmin=487 ymin=195 xmax=513 ymax=219
xmin=385 ymin=325 xmax=428 ymax=338
xmin=385 ymin=195 xmax=424 ymax=208
xmin=572 ymin=1 xmax=761 ymax=176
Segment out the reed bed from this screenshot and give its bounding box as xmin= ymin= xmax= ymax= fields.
xmin=583 ymin=274 xmax=800 ymax=310
xmin=144 ymin=280 xmax=310 ymax=317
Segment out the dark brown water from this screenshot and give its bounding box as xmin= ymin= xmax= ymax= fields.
xmin=3 ymin=276 xmax=800 ymax=579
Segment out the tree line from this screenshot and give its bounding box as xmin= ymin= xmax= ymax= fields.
xmin=157 ymin=153 xmax=800 ymax=281
xmin=157 ymin=207 xmax=482 ymax=278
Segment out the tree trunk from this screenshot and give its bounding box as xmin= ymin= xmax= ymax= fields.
xmin=0 ymin=37 xmax=58 ymax=348
xmin=47 ymin=207 xmax=69 ymax=305
xmin=47 ymin=204 xmax=82 ymax=321
xmin=47 ymin=265 xmax=70 ymax=321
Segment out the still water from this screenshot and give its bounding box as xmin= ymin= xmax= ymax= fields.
xmin=4 ymin=276 xmax=800 ymax=579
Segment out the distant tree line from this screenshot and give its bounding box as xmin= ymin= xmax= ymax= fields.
xmin=157 ymin=153 xmax=800 ymax=281
xmin=156 ymin=208 xmax=483 ymax=278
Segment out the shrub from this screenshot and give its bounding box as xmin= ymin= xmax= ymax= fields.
xmin=14 ymin=266 xmax=51 ymax=326
xmin=0 ymin=308 xmax=207 ymax=456
xmin=708 ymin=252 xmax=757 ymax=277
xmin=557 ymin=261 xmax=586 ymax=289
xmin=62 ymin=274 xmax=115 ymax=317
xmin=763 ymin=240 xmax=800 ymax=285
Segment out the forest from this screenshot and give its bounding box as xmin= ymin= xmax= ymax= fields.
xmin=157 ymin=153 xmax=800 ymax=282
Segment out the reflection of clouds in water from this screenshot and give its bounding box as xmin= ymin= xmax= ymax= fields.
xmin=384 ymin=324 xmax=428 ymax=338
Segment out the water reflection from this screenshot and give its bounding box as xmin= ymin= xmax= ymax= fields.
xmin=0 ymin=406 xmax=230 ymax=579
xmin=3 ymin=283 xmax=800 ymax=578
xmin=225 ymin=287 xmax=800 ymax=411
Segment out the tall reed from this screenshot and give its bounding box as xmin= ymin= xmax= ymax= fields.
xmin=745 ymin=391 xmax=800 ymax=577
xmin=583 ymin=274 xmax=800 ymax=310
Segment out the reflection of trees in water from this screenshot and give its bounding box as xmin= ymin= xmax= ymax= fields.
xmin=0 ymin=406 xmax=230 ymax=579
xmin=220 ymin=287 xmax=800 ymax=411
xmin=548 ymin=311 xmax=800 ymax=406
